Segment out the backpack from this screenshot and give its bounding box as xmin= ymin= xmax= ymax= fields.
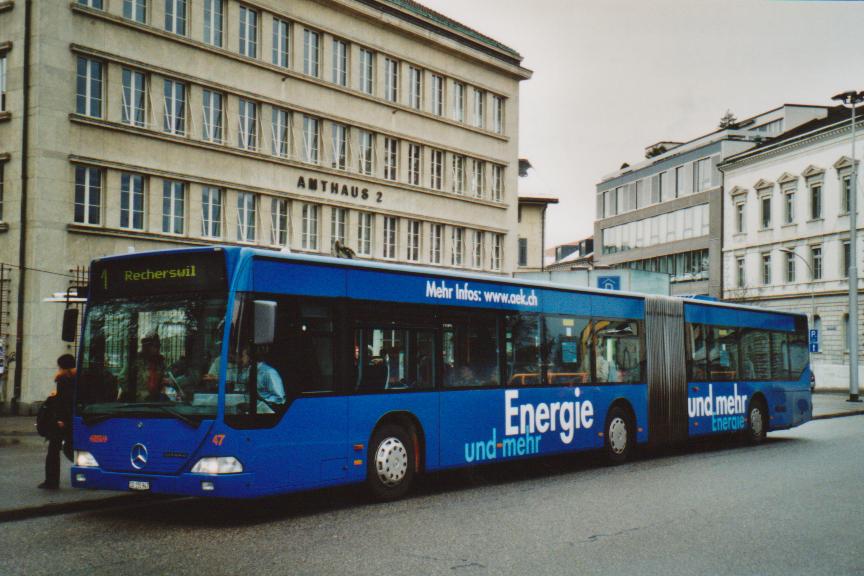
xmin=36 ymin=394 xmax=60 ymax=439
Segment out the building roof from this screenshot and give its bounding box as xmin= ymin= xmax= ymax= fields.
xmin=722 ymin=105 xmax=853 ymax=165
xmin=363 ymin=0 xmax=522 ymax=62
xmin=518 ymin=196 xmax=559 ymax=204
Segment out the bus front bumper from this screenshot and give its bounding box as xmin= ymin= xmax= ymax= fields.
xmin=71 ymin=466 xmax=255 ymax=497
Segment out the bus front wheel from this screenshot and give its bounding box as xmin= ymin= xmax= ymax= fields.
xmin=604 ymin=406 xmax=634 ymax=464
xmin=746 ymin=399 xmax=768 ymax=445
xmin=367 ymin=424 xmax=416 ymax=501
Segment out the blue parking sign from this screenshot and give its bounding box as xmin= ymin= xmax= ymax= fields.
xmin=809 ymin=329 xmax=818 ymax=343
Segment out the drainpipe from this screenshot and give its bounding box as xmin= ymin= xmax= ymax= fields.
xmin=12 ymin=0 xmax=32 ymax=414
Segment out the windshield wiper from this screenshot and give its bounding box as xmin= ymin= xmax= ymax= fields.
xmin=82 ymin=402 xmax=200 ymax=428
xmin=130 ymin=403 xmax=200 ymax=428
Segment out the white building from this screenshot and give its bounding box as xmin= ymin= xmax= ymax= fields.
xmin=721 ymin=105 xmax=863 ymax=389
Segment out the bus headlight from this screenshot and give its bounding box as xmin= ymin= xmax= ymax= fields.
xmin=74 ymin=451 xmax=99 ymax=467
xmin=191 ymin=456 xmax=244 ymax=474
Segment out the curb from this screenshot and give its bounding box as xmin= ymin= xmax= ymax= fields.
xmin=812 ymin=410 xmax=864 ymax=421
xmin=0 ymin=494 xmax=151 ymax=523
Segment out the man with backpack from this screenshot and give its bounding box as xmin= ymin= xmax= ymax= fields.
xmin=37 ymin=354 xmax=76 ymax=490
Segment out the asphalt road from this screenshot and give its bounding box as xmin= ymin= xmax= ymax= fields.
xmin=3 ymin=417 xmax=863 ymax=576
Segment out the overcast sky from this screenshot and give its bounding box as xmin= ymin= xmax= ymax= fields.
xmin=422 ymin=0 xmax=862 ymax=248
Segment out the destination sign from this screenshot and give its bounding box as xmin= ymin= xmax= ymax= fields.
xmin=90 ymin=251 xmax=227 ymax=299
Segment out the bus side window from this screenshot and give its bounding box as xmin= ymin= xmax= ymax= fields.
xmin=271 ymin=298 xmax=335 ymax=395
xmin=594 ymin=320 xmax=642 ymax=384
xmin=355 ymin=327 xmax=435 ymax=392
xmin=543 ymin=315 xmax=591 ymax=385
xmin=687 ymin=323 xmax=708 ymax=381
xmin=505 ymin=314 xmax=541 ymax=386
xmin=769 ymin=331 xmax=790 ymax=380
xmin=443 ymin=317 xmax=500 ymax=388
xmin=739 ymin=329 xmax=771 ymax=380
xmin=709 ymin=326 xmax=740 ymax=381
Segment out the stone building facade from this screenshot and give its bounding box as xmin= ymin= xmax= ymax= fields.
xmin=721 ymin=105 xmax=864 ymax=389
xmin=0 ymin=0 xmax=531 ymax=409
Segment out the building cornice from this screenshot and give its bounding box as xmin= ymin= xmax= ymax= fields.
xmin=67 ymin=151 xmax=510 ymax=234
xmin=0 ymin=1 xmax=12 ymax=14
xmin=70 ymin=3 xmax=516 ymax=141
xmin=721 ymin=228 xmax=861 ymax=253
xmin=70 ymin=44 xmax=511 ymax=164
xmin=69 ymin=115 xmax=509 ymax=213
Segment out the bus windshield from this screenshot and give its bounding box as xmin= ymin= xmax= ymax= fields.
xmin=77 ymin=294 xmax=227 ymax=422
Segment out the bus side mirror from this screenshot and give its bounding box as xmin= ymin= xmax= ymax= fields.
xmin=61 ymin=308 xmax=79 ymax=342
xmin=253 ymin=301 xmax=277 ymax=345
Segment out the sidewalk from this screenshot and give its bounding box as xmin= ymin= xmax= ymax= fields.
xmin=1 ymin=391 xmax=862 ymax=522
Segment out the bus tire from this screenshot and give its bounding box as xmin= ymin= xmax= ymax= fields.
xmin=746 ymin=398 xmax=768 ymax=445
xmin=604 ymin=406 xmax=634 ymax=464
xmin=367 ymin=424 xmax=416 ymax=501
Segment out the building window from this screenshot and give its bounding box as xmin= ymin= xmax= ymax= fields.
xmin=301 ymin=203 xmax=319 ymax=250
xmin=785 ymin=250 xmax=796 ymax=282
xmin=163 ymin=79 xmax=186 ymax=135
xmin=693 ymin=157 xmax=712 ymax=192
xmin=236 ymin=192 xmax=256 ymax=242
xmin=675 ymin=166 xmax=684 ymax=197
xmin=384 ymin=58 xmax=399 ymax=103
xmin=359 ymin=49 xmax=374 ymax=95
xmin=164 ymin=0 xmax=187 ymax=35
xmin=452 ymin=155 xmax=466 ymax=194
xmin=383 ymin=216 xmax=397 ymax=259
xmin=430 ymin=223 xmax=443 ymax=264
xmin=119 ymin=173 xmax=144 ymax=230
xmin=471 ymin=230 xmax=483 ymax=268
xmin=202 ymin=89 xmax=223 ymax=143
xmin=123 ymin=0 xmax=147 ymax=23
xmin=492 ymin=95 xmax=504 ymax=134
xmin=409 ymin=66 xmax=422 ymax=109
xmin=451 ymin=227 xmax=464 ymax=266
xmin=121 ymin=68 xmax=146 ymax=127
xmin=407 ymin=220 xmax=421 ymax=261
xmin=303 ymin=29 xmax=320 ymax=77
xmin=203 ymin=0 xmax=223 ymax=47
xmin=201 ymin=186 xmax=222 ymax=238
xmin=452 ymin=81 xmax=465 ymax=122
xmin=841 ymin=174 xmax=852 ymax=214
xmin=239 ymin=6 xmax=258 ymax=58
xmin=492 ymin=165 xmax=503 ymax=202
xmin=271 ymin=108 xmax=290 ymax=158
xmin=736 ymin=257 xmax=745 ymax=288
xmin=357 ymin=212 xmax=373 ymax=256
xmin=432 ymin=74 xmax=444 ymax=116
xmin=472 ymin=88 xmax=485 ymax=129
xmin=0 ymin=162 xmax=4 ymax=221
xmin=518 ymin=238 xmax=528 ymax=267
xmin=302 ymin=115 xmax=319 ymax=164
xmin=74 ymin=166 xmax=101 ymax=225
xmin=843 ymin=313 xmax=850 ymax=352
xmin=0 ymin=53 xmax=6 ymax=112
xmin=735 ymin=201 xmax=745 ymax=233
xmin=492 ymin=234 xmax=502 ymax=271
xmin=760 ymin=195 xmax=771 ymax=228
xmin=270 ymin=198 xmax=288 ymax=246
xmin=407 ymin=144 xmax=421 ymax=186
xmin=237 ymin=99 xmax=257 ymax=151
xmin=784 ymin=189 xmax=795 ymax=224
xmin=471 ymin=160 xmax=485 ymax=199
xmin=272 ymin=19 xmax=290 ymax=68
xmin=384 ymin=138 xmax=398 ymax=181
xmin=330 ymin=207 xmax=347 ymax=252
xmin=430 ymin=149 xmax=443 ymax=190
xmin=355 ymin=130 xmax=373 ymax=175
xmin=162 ymin=180 xmax=185 ymax=234
xmin=78 ymin=0 xmax=104 ymax=8
xmin=76 ymin=57 xmax=103 ymax=118
xmin=331 ymin=123 xmax=348 ymax=170
xmin=812 ymin=245 xmax=822 ymax=280
xmin=761 ymin=253 xmax=771 ymax=285
xmin=810 ymin=183 xmax=822 ymax=219
xmin=332 ymin=39 xmax=348 ymax=86
xmin=843 ymin=240 xmax=851 ymax=277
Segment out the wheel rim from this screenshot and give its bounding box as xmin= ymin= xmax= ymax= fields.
xmin=375 ymin=437 xmax=409 ymax=487
xmin=750 ymin=407 xmax=764 ymax=438
xmin=608 ymin=417 xmax=628 ymax=455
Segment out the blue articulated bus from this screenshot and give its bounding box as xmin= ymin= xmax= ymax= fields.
xmin=69 ymin=247 xmax=811 ymax=500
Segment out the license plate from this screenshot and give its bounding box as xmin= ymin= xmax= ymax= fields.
xmin=128 ymin=480 xmax=150 ymax=491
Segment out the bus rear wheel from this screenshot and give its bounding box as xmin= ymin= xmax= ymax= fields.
xmin=367 ymin=424 xmax=416 ymax=501
xmin=746 ymin=399 xmax=768 ymax=445
xmin=604 ymin=406 xmax=634 ymax=464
